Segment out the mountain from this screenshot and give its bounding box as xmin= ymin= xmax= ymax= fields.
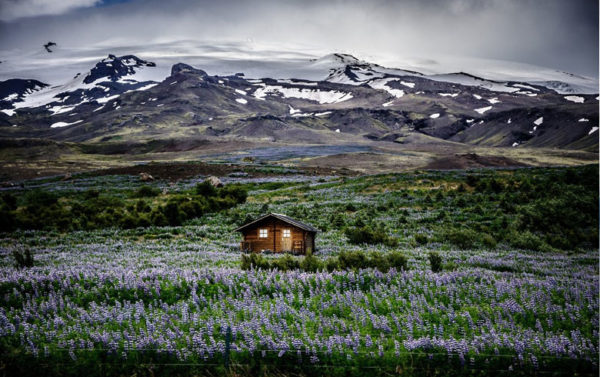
xmin=0 ymin=79 xmax=48 ymax=112
xmin=0 ymin=54 xmax=158 ymax=118
xmin=0 ymin=49 xmax=597 ymax=179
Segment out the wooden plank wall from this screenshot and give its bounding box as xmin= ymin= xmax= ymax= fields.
xmin=241 ymin=218 xmax=307 ymax=252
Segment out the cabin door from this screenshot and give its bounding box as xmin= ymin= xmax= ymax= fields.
xmin=281 ymin=228 xmax=292 ymax=251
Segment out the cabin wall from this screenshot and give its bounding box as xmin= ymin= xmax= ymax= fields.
xmin=241 ymin=218 xmax=306 ymax=253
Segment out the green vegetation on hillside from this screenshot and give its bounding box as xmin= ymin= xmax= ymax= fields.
xmin=0 ymin=181 xmax=247 ymax=231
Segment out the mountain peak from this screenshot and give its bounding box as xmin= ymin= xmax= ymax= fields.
xmin=84 ymin=54 xmax=156 ymax=84
xmin=312 ymin=53 xmax=361 ymax=66
xmin=170 ymin=63 xmax=208 ymax=77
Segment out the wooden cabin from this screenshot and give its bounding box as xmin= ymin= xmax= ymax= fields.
xmin=235 ymin=213 xmax=318 ymax=254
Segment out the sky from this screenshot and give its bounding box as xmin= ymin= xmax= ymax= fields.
xmin=0 ymin=0 xmax=598 ymax=78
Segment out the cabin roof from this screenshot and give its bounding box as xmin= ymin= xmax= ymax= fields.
xmin=234 ymin=213 xmax=319 ymax=233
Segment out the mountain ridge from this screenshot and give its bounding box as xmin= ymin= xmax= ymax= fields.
xmin=0 ymin=51 xmax=597 ymax=177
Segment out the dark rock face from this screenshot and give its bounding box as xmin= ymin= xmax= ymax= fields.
xmin=171 ymin=63 xmax=208 ymax=77
xmin=0 ymin=79 xmax=48 ymax=109
xmin=0 ymin=53 xmax=597 ymax=153
xmin=84 ymin=55 xmax=156 ymax=84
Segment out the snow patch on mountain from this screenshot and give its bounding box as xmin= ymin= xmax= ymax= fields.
xmin=368 ymin=78 xmax=404 ymax=98
xmin=475 ymin=106 xmax=492 ymax=114
xmin=253 ymin=84 xmax=353 ymax=104
xmin=564 ymin=95 xmax=584 ymax=103
xmin=50 ymin=120 xmax=82 ymax=128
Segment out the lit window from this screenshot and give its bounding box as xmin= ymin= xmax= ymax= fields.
xmin=259 ymin=229 xmax=268 ymax=238
xmin=283 ymin=229 xmax=291 ymax=238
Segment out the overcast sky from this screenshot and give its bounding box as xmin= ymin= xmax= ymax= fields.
xmin=0 ymin=0 xmax=597 ymax=77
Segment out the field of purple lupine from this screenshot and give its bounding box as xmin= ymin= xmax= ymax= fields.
xmin=0 ymin=166 xmax=597 ymax=376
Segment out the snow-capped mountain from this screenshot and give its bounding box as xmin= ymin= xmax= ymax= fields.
xmin=0 ymin=54 xmax=158 ymax=117
xmin=0 ymin=46 xmax=597 ymax=153
xmin=0 ymin=79 xmax=48 ymax=110
xmin=0 ymin=40 xmax=597 ymax=94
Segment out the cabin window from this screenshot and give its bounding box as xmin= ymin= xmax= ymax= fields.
xmin=283 ymin=229 xmax=291 ymax=238
xmin=259 ymin=228 xmax=268 ymax=238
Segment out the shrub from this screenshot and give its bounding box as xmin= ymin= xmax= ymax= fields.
xmin=220 ymin=184 xmax=248 ymax=204
xmin=163 ymin=202 xmax=183 ymax=226
xmin=415 ymin=233 xmax=428 ymax=245
xmin=24 ymin=189 xmax=58 ymax=207
xmin=120 ymin=215 xmax=139 ymax=229
xmin=150 ymin=209 xmax=168 ymax=227
xmin=345 ymin=203 xmax=357 ymax=212
xmin=386 ymin=251 xmax=408 ymax=271
xmin=12 ymin=248 xmax=34 ymax=269
xmin=132 ymin=185 xmax=160 ymax=198
xmin=300 ymin=251 xmax=322 ymax=272
xmin=429 ymin=251 xmax=442 ymax=273
xmin=195 ymin=181 xmax=217 ymax=197
xmin=325 ymin=258 xmax=340 ymax=272
xmin=368 ymin=252 xmax=391 ymax=272
xmin=274 ymin=254 xmax=299 ymax=271
xmin=344 ymin=225 xmax=398 ymax=247
xmin=481 ymin=233 xmax=497 ymax=249
xmin=241 ymin=253 xmax=268 ymax=270
xmin=509 ymin=231 xmax=544 ymax=251
xmin=442 ymin=228 xmax=479 ymax=249
xmin=338 ymin=250 xmax=368 ymax=270
xmin=136 ymin=200 xmax=151 ymax=213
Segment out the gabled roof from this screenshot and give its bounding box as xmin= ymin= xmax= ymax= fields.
xmin=234 ymin=213 xmax=319 ymax=233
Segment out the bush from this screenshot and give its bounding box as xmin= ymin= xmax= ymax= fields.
xmin=273 ymin=254 xmax=299 ymax=271
xmin=241 ymin=253 xmax=268 ymax=270
xmin=150 ymin=210 xmax=168 ymax=226
xmin=415 ymin=233 xmax=428 ymax=245
xmin=220 ymin=184 xmax=248 ymax=204
xmin=163 ymin=202 xmax=183 ymax=226
xmin=344 ymin=225 xmax=398 ymax=247
xmin=481 ymin=233 xmax=497 ymax=249
xmin=12 ymin=248 xmax=34 ymax=269
xmin=24 ymin=189 xmax=58 ymax=207
xmin=300 ymin=251 xmax=322 ymax=272
xmin=132 ymin=185 xmax=161 ymax=198
xmin=386 ymin=251 xmax=408 ymax=271
xmin=429 ymin=251 xmax=442 ymax=273
xmin=442 ymin=228 xmax=479 ymax=249
xmin=325 ymin=258 xmax=340 ymax=272
xmin=509 ymin=231 xmax=544 ymax=251
xmin=195 ymin=181 xmax=217 ymax=197
xmin=368 ymin=252 xmax=391 ymax=272
xmin=338 ymin=250 xmax=368 ymax=270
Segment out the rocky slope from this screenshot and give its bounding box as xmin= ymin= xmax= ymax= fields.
xmin=0 ymin=53 xmax=597 ymax=152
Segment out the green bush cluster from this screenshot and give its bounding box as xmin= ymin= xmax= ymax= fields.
xmin=241 ymin=250 xmax=408 ymax=273
xmin=0 ymin=182 xmax=247 ymax=232
xmin=428 ymin=251 xmax=442 ymax=273
xmin=12 ymin=248 xmax=34 ymax=269
xmin=344 ymin=225 xmax=398 ymax=247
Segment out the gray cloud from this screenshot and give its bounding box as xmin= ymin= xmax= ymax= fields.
xmin=0 ymin=0 xmax=597 ymax=77
xmin=0 ymin=0 xmax=101 ymax=21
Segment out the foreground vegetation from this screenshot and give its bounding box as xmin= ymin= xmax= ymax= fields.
xmin=0 ymin=164 xmax=597 ymax=376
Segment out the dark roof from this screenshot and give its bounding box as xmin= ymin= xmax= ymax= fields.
xmin=234 ymin=213 xmax=319 ymax=233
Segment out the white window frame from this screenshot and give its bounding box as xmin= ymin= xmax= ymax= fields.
xmin=259 ymin=228 xmax=268 ymax=238
xmin=283 ymin=229 xmax=291 ymax=238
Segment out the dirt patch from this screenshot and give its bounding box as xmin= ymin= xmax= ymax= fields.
xmin=424 ymin=153 xmax=529 ymax=170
